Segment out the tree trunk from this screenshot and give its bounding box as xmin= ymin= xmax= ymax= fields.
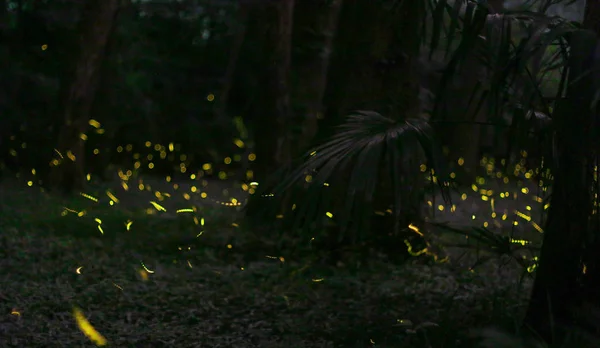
xmin=252 ymin=0 xmax=294 ymax=183
xmin=213 ymin=3 xmax=249 ymax=126
xmin=524 ymin=3 xmax=600 ymax=342
xmin=48 ymin=0 xmax=120 ymax=193
xmin=292 ymin=0 xmax=342 ymax=155
xmin=88 ymin=1 xmax=132 ymax=182
xmin=320 ymin=0 xmax=424 ymax=145
xmin=584 ymin=0 xmax=600 ymax=34
xmin=444 ymin=0 xmax=504 ymax=182
xmin=0 ymin=0 xmax=7 ymax=33
xmin=578 ymin=1 xmax=600 ymax=338
xmin=523 ymin=29 xmax=598 ymax=344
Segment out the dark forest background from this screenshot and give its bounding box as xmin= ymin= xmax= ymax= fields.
xmin=2 ymin=0 xmax=600 ymax=347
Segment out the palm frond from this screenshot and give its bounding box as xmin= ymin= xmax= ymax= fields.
xmin=429 ymin=221 xmax=540 ymax=273
xmin=246 ymin=111 xmax=451 ymax=240
xmin=426 ymin=1 xmax=576 ymax=105
xmin=423 ymin=1 xmax=578 ymax=175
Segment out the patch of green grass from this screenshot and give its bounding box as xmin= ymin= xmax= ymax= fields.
xmin=0 ymin=179 xmax=538 ymax=347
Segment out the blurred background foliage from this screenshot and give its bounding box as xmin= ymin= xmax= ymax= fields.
xmin=2 ymin=0 xmax=600 ymax=345
xmin=0 ymin=0 xmax=248 ymax=180
xmin=0 ymin=0 xmax=586 ymax=182
xmin=0 ymin=0 xmax=592 ymax=266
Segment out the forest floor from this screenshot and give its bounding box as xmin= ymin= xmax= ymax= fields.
xmin=0 ymin=173 xmax=543 ymax=347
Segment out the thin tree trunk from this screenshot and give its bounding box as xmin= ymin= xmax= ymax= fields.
xmin=294 ymin=0 xmax=342 ymax=154
xmin=0 ymin=0 xmax=9 ymax=107
xmin=214 ymin=3 xmax=249 ymax=126
xmin=252 ymin=0 xmax=294 ymax=183
xmin=88 ymin=1 xmax=130 ymax=182
xmin=48 ymin=0 xmax=120 ymax=193
xmin=0 ymin=0 xmax=7 ymax=33
xmin=584 ymin=0 xmax=600 ymax=34
xmin=273 ymin=0 xmax=294 ymax=169
xmin=322 ymin=0 xmax=424 ymax=138
xmin=445 ymin=0 xmax=504 ymax=182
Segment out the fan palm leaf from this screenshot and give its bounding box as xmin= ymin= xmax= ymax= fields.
xmin=423 ymin=0 xmax=582 ymax=176
xmin=246 ymin=111 xmax=451 ymax=242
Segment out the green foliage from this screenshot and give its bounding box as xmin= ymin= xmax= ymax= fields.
xmin=428 ymin=0 xmax=578 ymax=121
xmin=419 ymin=0 xmax=586 ymax=185
xmin=246 ymin=110 xmax=451 ymax=267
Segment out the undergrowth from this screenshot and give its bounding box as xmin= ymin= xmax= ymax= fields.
xmin=0 ymin=176 xmax=543 ymax=348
